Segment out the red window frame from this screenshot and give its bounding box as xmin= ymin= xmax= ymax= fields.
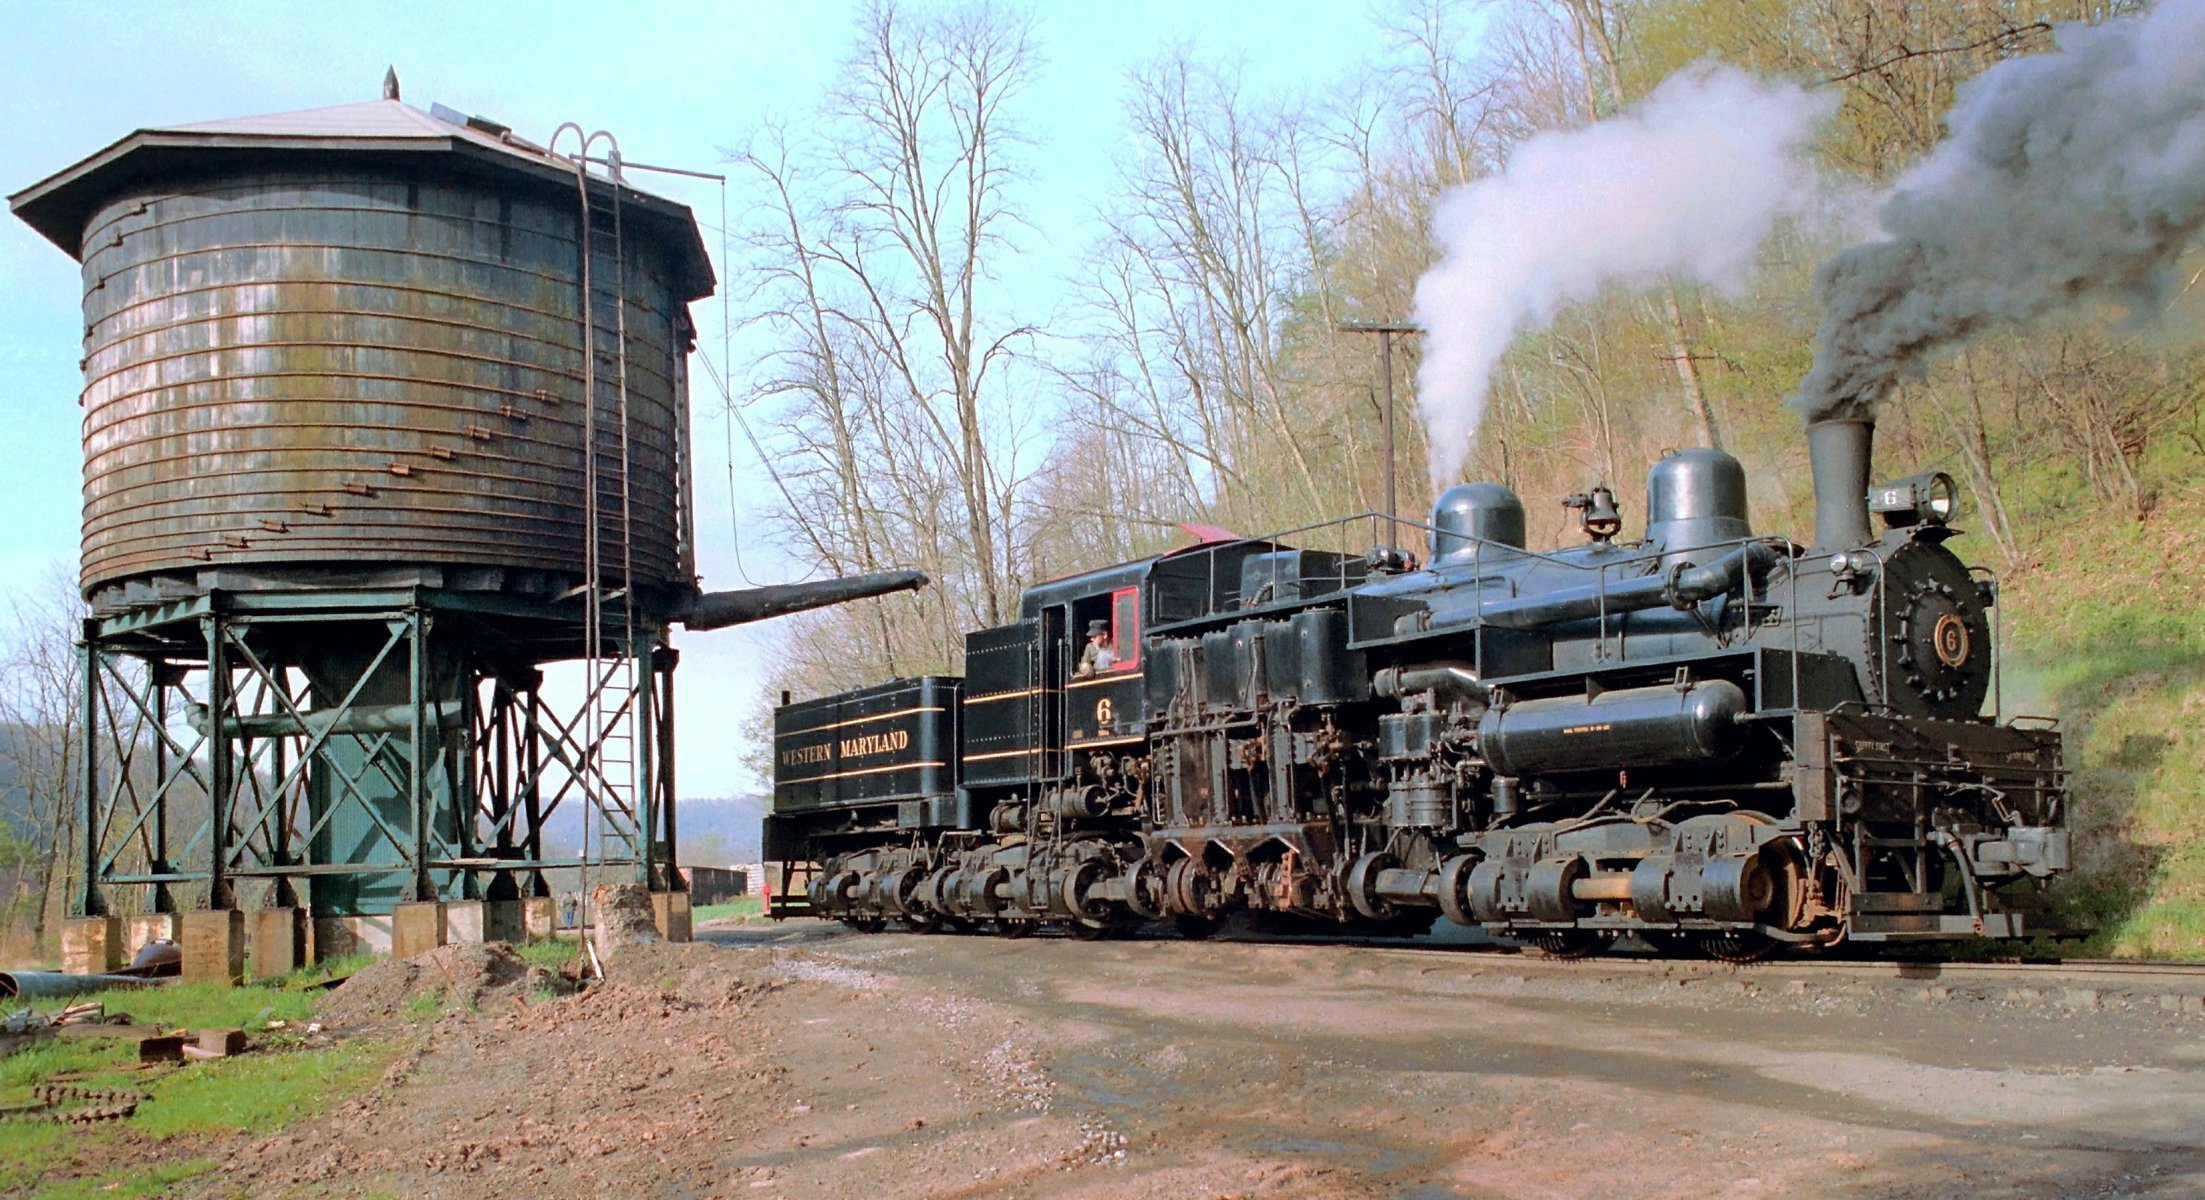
xmin=1110 ymin=586 xmax=1141 ymax=671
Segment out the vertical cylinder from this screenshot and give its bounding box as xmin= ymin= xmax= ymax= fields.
xmin=1807 ymin=418 xmax=1876 ymax=550
xmin=203 ymin=615 xmax=234 ymax=910
xmin=77 ymin=640 xmax=102 ymax=918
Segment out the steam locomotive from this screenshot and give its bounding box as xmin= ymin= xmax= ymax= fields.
xmin=763 ymin=418 xmax=2067 ymax=960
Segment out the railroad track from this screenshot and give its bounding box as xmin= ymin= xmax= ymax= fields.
xmin=1316 ymin=938 xmax=2205 ymax=991
xmin=1080 ymin=923 xmax=2205 ymax=989
xmin=722 ymin=917 xmax=2205 ymax=992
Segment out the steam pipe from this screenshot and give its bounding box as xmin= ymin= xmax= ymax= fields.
xmin=184 ymin=700 xmax=464 ymax=739
xmin=1373 ymin=662 xmax=1488 ymax=703
xmin=1475 ymin=542 xmax=1778 ymax=630
xmin=1806 ymin=418 xmax=1875 ymax=550
xmin=679 ymin=569 xmax=929 ymax=632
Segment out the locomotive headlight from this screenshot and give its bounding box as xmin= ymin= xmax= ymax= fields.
xmin=1870 ymin=471 xmax=1960 ymax=529
xmin=1827 ymin=550 xmax=1875 ymax=581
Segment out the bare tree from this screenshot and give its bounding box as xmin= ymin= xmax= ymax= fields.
xmin=733 ymin=0 xmax=1042 ymax=689
xmin=0 ymin=566 xmax=86 ymax=952
xmin=1073 ymin=53 xmax=1366 ymax=532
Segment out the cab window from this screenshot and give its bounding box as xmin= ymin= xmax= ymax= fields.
xmin=1111 ymin=587 xmax=1140 ymax=670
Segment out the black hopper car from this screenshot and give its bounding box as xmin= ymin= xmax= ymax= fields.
xmin=764 ymin=418 xmax=2068 ymax=960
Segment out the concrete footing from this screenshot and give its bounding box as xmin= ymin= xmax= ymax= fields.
xmin=180 ymin=909 xmax=246 ymax=986
xmin=311 ymin=913 xmax=393 ymax=959
xmin=652 ymin=891 xmax=693 ymax=943
xmin=250 ymin=908 xmax=307 ymax=980
xmin=522 ymin=896 xmax=558 ymax=940
xmin=443 ymin=899 xmax=485 ymax=947
xmin=60 ymin=915 xmax=124 ymax=975
xmin=485 ymin=900 xmax=525 ymax=944
xmin=391 ymin=901 xmax=446 ymax=959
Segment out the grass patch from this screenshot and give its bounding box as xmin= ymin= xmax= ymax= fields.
xmin=132 ymin=1038 xmax=390 ymax=1137
xmin=693 ymin=896 xmax=764 ymax=923
xmin=26 ymin=1158 xmax=219 ymax=1200
xmin=74 ymin=977 xmax=317 ymax=1033
xmin=0 ymin=977 xmax=319 ymax=1095
xmin=515 ymin=935 xmax=582 ymax=972
xmin=0 ymin=974 xmax=401 ymax=1196
xmin=0 ymin=1127 xmax=70 ymax=1193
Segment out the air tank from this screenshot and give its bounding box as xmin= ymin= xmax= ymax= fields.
xmin=1476 ymin=679 xmax=1748 ymax=777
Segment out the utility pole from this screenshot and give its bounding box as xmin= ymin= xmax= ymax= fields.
xmin=1335 ymin=321 xmax=1421 ymax=552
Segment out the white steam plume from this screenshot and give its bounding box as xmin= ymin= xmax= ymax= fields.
xmin=1412 ymin=65 xmax=1834 ymax=486
xmin=1797 ymin=3 xmax=2205 ymax=421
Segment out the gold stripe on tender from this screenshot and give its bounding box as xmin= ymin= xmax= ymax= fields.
xmin=1066 ymin=672 xmax=1144 ymax=690
xmin=779 ymin=705 xmax=946 ymax=738
xmin=1066 ymin=734 xmax=1145 ymax=750
xmin=964 ymin=687 xmax=1041 ymax=705
xmin=780 ymin=760 xmax=947 ymax=784
xmin=960 ymin=748 xmax=1033 ymax=763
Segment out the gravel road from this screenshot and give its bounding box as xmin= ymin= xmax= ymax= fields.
xmin=196 ymin=922 xmax=2205 ymax=1198
xmin=698 ymin=922 xmax=2205 ymax=1199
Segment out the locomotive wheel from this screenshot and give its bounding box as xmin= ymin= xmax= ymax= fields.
xmin=993 ymin=917 xmax=1037 ymax=939
xmin=1695 ymin=930 xmax=1778 ymax=964
xmin=883 ymin=865 xmax=930 ymax=920
xmin=942 ymin=917 xmax=978 ymax=935
xmin=898 ymin=911 xmax=941 ymax=934
xmin=1122 ymin=858 xmax=1165 ymax=919
xmin=1165 ymin=859 xmax=1221 ymax=919
xmin=1067 ymin=917 xmax=1118 ymax=941
xmin=1061 ymin=858 xmax=1113 ymax=924
xmin=1344 ymin=852 xmax=1398 ymax=921
xmin=1172 ymin=914 xmax=1222 ymax=940
xmin=1437 ymin=855 xmax=1480 ymax=927
xmin=845 ymin=915 xmax=887 ymax=934
xmin=1528 ymin=930 xmax=1611 ymax=960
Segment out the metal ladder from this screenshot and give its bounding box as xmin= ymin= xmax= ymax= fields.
xmin=554 ymin=124 xmax=646 ymax=880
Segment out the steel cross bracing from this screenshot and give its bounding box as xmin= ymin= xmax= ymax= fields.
xmin=69 ymin=591 xmax=677 ymax=919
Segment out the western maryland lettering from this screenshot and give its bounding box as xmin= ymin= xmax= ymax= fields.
xmin=779 ymin=728 xmax=911 ymax=770
xmin=839 ymin=729 xmax=910 ymax=758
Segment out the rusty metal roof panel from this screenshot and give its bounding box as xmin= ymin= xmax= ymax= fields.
xmin=160 ymin=98 xmax=464 ymax=139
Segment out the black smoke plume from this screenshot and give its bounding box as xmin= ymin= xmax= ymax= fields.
xmin=1795 ymin=2 xmax=2205 ymax=421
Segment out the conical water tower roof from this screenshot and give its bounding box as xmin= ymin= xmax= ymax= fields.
xmin=9 ymin=96 xmax=713 ymax=298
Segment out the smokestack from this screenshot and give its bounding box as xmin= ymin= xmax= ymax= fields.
xmin=678 ymin=569 xmax=929 ymax=632
xmin=1806 ymin=419 xmax=1874 ymax=551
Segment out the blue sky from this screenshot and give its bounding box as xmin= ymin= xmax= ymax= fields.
xmin=0 ymin=0 xmax=1417 ymax=794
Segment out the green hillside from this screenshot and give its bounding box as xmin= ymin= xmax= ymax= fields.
xmin=2001 ymin=492 xmax=2205 ymax=956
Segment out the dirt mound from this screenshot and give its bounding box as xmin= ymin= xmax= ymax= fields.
xmin=320 ymin=941 xmax=561 ymax=1027
xmin=600 ymin=939 xmax=763 ymax=1008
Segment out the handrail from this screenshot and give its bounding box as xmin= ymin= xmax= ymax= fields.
xmin=1160 ymin=506 xmax=1801 ymax=639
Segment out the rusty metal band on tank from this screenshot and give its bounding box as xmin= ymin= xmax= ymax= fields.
xmin=768 ymin=419 xmax=2068 ymax=960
